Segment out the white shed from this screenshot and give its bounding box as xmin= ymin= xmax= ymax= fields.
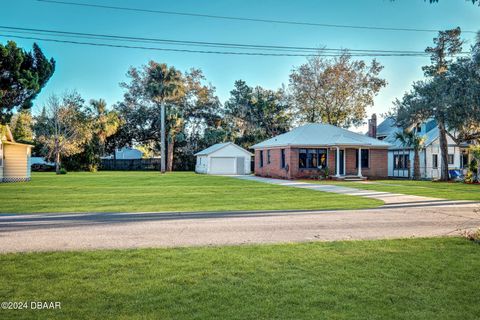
xmin=195 ymin=142 xmax=252 ymax=175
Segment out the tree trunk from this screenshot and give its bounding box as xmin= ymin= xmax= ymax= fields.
xmin=413 ymin=149 xmax=420 ymax=180
xmin=167 ymin=137 xmax=174 ymax=172
xmin=438 ymin=121 xmax=450 ymax=181
xmin=55 ymin=150 xmax=61 ymax=174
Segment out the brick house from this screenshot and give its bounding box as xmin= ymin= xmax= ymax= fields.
xmin=251 ymin=123 xmax=390 ymax=180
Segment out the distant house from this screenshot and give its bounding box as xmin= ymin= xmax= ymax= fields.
xmin=373 ymin=116 xmax=471 ymax=179
xmin=195 ymin=142 xmax=252 ymax=175
xmin=102 ymin=147 xmax=144 ymax=160
xmin=0 ymin=125 xmax=33 ymax=182
xmin=252 ymin=123 xmax=390 ymax=180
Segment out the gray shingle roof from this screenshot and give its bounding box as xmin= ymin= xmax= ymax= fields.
xmin=252 ymin=123 xmax=390 ymax=149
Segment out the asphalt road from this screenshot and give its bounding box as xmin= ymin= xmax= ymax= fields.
xmin=1 ymin=200 xmax=479 ymax=253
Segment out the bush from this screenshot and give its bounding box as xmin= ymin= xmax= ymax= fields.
xmin=463 ymin=228 xmax=480 ymax=243
xmin=58 ymin=168 xmax=67 ymax=175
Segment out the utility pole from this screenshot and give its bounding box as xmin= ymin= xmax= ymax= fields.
xmin=160 ymin=102 xmax=166 ymax=174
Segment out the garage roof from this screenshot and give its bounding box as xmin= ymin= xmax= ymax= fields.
xmin=252 ymin=123 xmax=390 ymax=149
xmin=194 ymin=142 xmax=253 ymax=156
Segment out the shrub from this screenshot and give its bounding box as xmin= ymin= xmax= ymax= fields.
xmin=58 ymin=168 xmax=67 ymax=175
xmin=463 ymin=228 xmax=480 ymax=243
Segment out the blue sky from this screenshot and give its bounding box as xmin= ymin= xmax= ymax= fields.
xmin=1 ymin=0 xmax=479 ymax=130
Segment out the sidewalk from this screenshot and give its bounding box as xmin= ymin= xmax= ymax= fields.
xmin=233 ymin=175 xmax=472 ymax=207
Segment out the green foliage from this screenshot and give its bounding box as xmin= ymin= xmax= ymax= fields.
xmin=393 ymin=28 xmax=471 ymax=181
xmin=9 ymin=109 xmax=33 ymax=143
xmin=224 ymin=80 xmax=292 ymax=149
xmin=58 ymin=168 xmax=67 ymax=175
xmin=0 ymin=41 xmax=55 ymax=124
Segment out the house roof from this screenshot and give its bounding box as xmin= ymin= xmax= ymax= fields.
xmin=194 ymin=142 xmax=253 ymax=156
xmin=251 ymin=123 xmax=390 ymax=149
xmin=376 ymin=117 xmax=398 ymax=137
xmin=377 ymin=118 xmax=440 ymax=150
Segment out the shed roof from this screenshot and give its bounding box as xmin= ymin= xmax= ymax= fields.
xmin=252 ymin=123 xmax=390 ymax=149
xmin=194 ymin=142 xmax=253 ymax=156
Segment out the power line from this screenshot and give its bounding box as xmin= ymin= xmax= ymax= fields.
xmin=0 ymin=25 xmax=451 ymax=56
xmin=1 ymin=33 xmax=437 ymax=57
xmin=37 ymin=0 xmax=477 ymax=34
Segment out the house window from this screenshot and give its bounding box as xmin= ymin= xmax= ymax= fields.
xmin=299 ymin=149 xmax=307 ymax=168
xmin=393 ymin=154 xmax=409 ymax=170
xmin=448 ymin=154 xmax=454 ymax=165
xmin=267 ymin=150 xmax=271 ymax=164
xmin=299 ymin=149 xmax=327 ymax=169
xmin=259 ymin=150 xmax=264 ymax=168
xmin=280 ymin=149 xmax=286 ymax=168
xmin=432 ymin=154 xmax=438 ymax=168
xmin=0 ymin=143 xmax=3 ymax=167
xmin=355 ymin=149 xmax=369 ymax=168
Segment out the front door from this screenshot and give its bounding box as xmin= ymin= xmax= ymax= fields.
xmin=336 ymin=150 xmax=345 ymax=175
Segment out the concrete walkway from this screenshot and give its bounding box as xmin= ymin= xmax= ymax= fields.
xmin=234 ymin=175 xmax=466 ymax=207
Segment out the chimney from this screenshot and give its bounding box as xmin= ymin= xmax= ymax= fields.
xmin=368 ymin=114 xmax=377 ymax=138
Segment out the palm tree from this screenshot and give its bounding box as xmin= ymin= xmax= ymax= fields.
xmin=145 ymin=62 xmax=185 ymax=172
xmin=395 ymin=130 xmax=426 ymax=180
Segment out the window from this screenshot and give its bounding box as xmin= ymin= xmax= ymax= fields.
xmin=432 ymin=154 xmax=438 ymax=168
xmin=267 ymin=150 xmax=271 ymax=164
xmin=355 ymin=149 xmax=369 ymax=168
xmin=259 ymin=150 xmax=264 ymax=167
xmin=280 ymin=149 xmax=286 ymax=168
xmin=0 ymin=143 xmax=3 ymax=167
xmin=448 ymin=154 xmax=454 ymax=165
xmin=299 ymin=149 xmax=327 ymax=169
xmin=299 ymin=149 xmax=307 ymax=168
xmin=393 ymin=154 xmax=409 ymax=170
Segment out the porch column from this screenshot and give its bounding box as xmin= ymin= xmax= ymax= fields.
xmin=335 ymin=147 xmax=340 ymax=177
xmin=357 ymin=147 xmax=363 ymax=177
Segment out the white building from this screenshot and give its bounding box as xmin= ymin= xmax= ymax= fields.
xmin=375 ymin=117 xmax=470 ymax=179
xmin=195 ymin=142 xmax=252 ymax=175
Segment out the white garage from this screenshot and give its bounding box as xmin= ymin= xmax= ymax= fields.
xmin=194 ymin=142 xmax=252 ymax=175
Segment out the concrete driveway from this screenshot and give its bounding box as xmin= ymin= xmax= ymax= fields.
xmin=1 ymin=201 xmax=479 ymax=253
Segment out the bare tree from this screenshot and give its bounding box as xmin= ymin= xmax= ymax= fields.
xmin=289 ymin=51 xmax=386 ymax=128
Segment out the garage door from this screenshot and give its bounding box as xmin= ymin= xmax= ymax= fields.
xmin=210 ymin=157 xmax=236 ymax=175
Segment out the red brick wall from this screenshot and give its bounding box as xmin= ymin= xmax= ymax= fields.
xmin=345 ymin=148 xmax=388 ymax=178
xmin=254 ymin=147 xmax=290 ymax=179
xmin=254 ymin=147 xmax=388 ymax=179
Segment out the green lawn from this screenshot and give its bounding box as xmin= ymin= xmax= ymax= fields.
xmin=308 ymin=179 xmax=480 ymax=201
xmin=0 ymin=238 xmax=479 ymax=319
xmin=0 ymin=172 xmax=382 ymax=214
